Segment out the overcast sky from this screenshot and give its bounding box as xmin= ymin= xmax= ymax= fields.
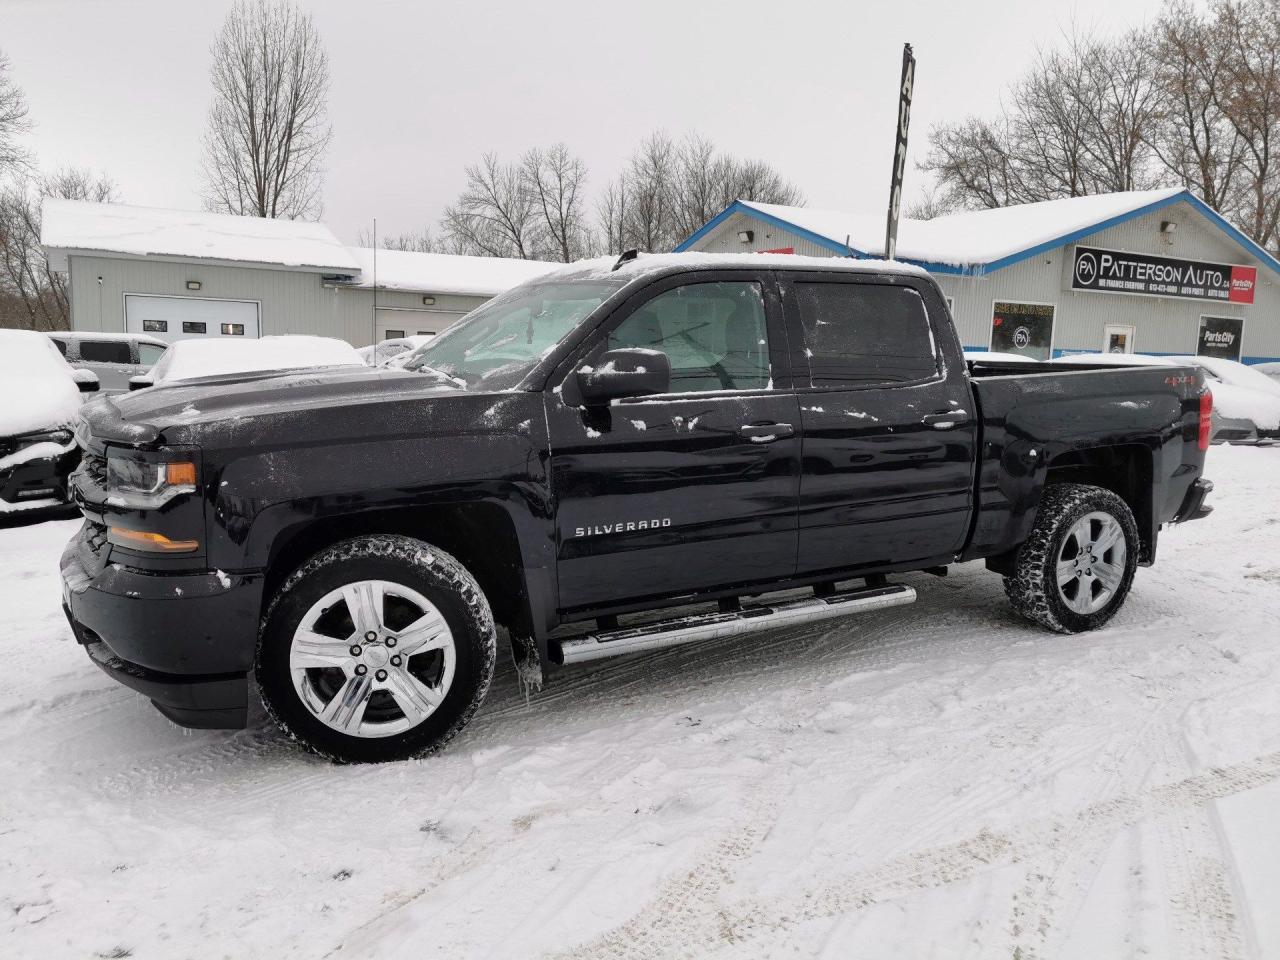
xmin=3 ymin=0 xmax=1169 ymax=247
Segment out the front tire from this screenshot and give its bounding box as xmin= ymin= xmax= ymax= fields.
xmin=1004 ymin=483 xmax=1139 ymax=633
xmin=257 ymin=535 xmax=496 ymax=763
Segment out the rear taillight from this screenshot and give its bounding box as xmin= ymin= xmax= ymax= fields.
xmin=1198 ymin=389 xmax=1213 ymax=451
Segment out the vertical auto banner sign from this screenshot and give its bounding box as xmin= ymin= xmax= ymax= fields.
xmin=884 ymin=43 xmax=915 ymax=262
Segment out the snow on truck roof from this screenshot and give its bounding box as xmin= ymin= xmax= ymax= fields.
xmin=549 ymin=250 xmax=930 ymax=281
xmin=678 ymin=188 xmax=1280 ymax=277
xmin=41 ymin=199 xmax=360 ymax=273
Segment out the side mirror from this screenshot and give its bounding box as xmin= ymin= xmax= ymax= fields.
xmin=576 ymin=348 xmax=670 ymax=405
xmin=73 ymin=369 xmax=100 ymax=393
xmin=128 ymin=375 xmax=153 ymax=391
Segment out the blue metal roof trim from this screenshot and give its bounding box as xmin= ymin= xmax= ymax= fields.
xmin=676 ymin=191 xmax=1280 ymax=278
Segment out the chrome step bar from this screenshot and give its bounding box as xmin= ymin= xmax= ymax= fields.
xmin=557 ymin=583 xmax=917 ymax=666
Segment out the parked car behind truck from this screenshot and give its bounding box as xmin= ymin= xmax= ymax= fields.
xmin=1 ymin=330 xmax=98 ymax=517
xmin=46 ymin=332 xmax=168 ymax=394
xmin=62 ymin=253 xmax=1214 ymax=762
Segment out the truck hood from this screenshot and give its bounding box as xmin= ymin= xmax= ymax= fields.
xmin=79 ymin=365 xmax=472 ymax=447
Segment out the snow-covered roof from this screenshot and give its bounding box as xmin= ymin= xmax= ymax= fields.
xmin=344 ymin=247 xmax=560 ymax=296
xmin=41 ymin=200 xmax=360 ymax=274
xmin=678 ymin=188 xmax=1280 ymax=276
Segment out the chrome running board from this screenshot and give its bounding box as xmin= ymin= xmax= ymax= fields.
xmin=556 ymin=583 xmax=917 ymax=666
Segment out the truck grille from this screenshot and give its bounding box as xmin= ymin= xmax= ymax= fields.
xmin=82 ymin=453 xmax=108 ymax=486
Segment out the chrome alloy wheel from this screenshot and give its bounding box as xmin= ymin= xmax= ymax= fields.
xmin=1055 ymin=511 xmax=1127 ymax=615
xmin=289 ymin=580 xmax=456 ymax=738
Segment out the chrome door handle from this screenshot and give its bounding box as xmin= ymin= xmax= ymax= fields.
xmin=739 ymin=422 xmax=795 ymax=441
xmin=921 ymin=410 xmax=968 ymax=430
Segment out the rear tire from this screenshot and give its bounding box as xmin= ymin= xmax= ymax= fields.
xmin=257 ymin=535 xmax=496 ymax=763
xmin=1004 ymin=483 xmax=1139 ymax=634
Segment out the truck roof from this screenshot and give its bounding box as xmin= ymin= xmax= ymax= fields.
xmin=546 ymin=251 xmax=932 ymax=283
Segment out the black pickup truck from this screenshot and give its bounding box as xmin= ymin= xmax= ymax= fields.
xmin=61 ymin=253 xmax=1215 ymax=762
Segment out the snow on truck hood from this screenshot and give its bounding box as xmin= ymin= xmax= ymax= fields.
xmin=0 ymin=330 xmax=83 ymax=437
xmin=81 ymin=364 xmax=463 ymax=446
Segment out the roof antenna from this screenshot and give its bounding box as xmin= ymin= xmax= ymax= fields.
xmin=611 ymin=249 xmax=639 ymax=271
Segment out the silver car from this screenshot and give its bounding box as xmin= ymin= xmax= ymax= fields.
xmin=45 ymin=332 xmax=168 ymax=394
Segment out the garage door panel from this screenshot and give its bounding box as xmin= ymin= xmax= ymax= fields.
xmin=124 ymin=295 xmax=260 ymax=343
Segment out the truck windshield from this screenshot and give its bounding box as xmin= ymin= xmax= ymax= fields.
xmin=400 ymin=280 xmax=622 ymax=389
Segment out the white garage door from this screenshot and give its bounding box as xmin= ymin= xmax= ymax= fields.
xmin=125 ymin=295 xmax=260 ymax=344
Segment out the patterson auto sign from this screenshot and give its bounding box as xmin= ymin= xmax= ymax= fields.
xmin=1071 ymin=245 xmax=1256 ymax=304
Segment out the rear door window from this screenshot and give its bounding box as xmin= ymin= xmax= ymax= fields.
xmin=78 ymin=340 xmax=132 ymax=364
xmin=793 ymin=282 xmax=938 ymax=387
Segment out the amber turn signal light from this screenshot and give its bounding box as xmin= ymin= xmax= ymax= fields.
xmin=108 ymin=527 xmax=199 ymax=553
xmin=165 ymin=462 xmax=198 ymax=486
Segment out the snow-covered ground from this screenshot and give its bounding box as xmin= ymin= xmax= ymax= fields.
xmin=2 ymin=446 xmax=1279 ymax=959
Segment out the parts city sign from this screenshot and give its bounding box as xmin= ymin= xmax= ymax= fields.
xmin=1071 ymin=246 xmax=1256 ymax=304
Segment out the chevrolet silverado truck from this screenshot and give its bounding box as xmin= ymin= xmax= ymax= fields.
xmin=61 ymin=252 xmax=1215 ymax=763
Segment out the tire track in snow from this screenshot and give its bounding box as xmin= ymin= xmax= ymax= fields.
xmin=546 ymin=750 xmax=1280 ymax=960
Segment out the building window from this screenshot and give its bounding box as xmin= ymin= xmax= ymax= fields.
xmin=183 ymin=321 xmax=207 ymax=334
xmin=384 ymin=329 xmax=405 ymax=340
xmin=991 ymin=301 xmax=1055 ymax=361
xmin=142 ymin=319 xmax=168 ymax=333
xmin=1197 ymin=316 xmax=1244 ymax=361
xmin=221 ymin=323 xmax=245 ymax=336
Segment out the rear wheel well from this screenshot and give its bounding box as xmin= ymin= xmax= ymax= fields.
xmin=262 ymin=505 xmax=530 ymax=636
xmin=1042 ymin=445 xmax=1154 ymax=562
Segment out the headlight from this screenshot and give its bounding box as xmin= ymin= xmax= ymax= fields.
xmin=106 ymin=456 xmax=197 ymax=508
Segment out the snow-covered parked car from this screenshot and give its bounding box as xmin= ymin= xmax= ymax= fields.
xmin=0 ymin=329 xmax=98 ymax=516
xmin=357 ymin=334 xmax=436 ymax=367
xmin=46 ymin=331 xmax=168 ymax=394
xmin=1254 ymin=360 xmax=1280 ymax=386
xmin=1167 ymin=355 xmax=1280 ymax=443
xmin=130 ymin=335 xmax=364 ymax=389
xmin=1068 ymin=352 xmax=1280 ymax=443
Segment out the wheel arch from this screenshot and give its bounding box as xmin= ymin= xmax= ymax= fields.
xmin=259 ymin=503 xmax=552 ymax=659
xmin=1041 ymin=443 xmax=1155 ymax=563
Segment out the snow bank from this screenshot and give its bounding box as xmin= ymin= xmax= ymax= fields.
xmin=738 ymin=188 xmax=1185 ymax=268
xmin=0 ymin=330 xmax=83 ymax=436
xmin=41 ymin=199 xmax=359 ymax=272
xmin=345 ymin=247 xmax=558 ymax=296
xmin=147 ymin=335 xmax=364 ymax=386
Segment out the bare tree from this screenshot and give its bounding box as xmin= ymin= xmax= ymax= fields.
xmin=1148 ymin=1 xmax=1246 ymax=215
xmin=623 ymin=131 xmax=678 ymax=253
xmin=201 ymin=0 xmax=332 ymax=220
xmin=0 ymin=50 xmax=30 ymax=177
xmin=922 ymin=30 xmax=1159 ymax=210
xmin=355 ymin=225 xmax=447 ymax=253
xmin=0 ymin=169 xmax=116 ymax=330
xmin=596 ymin=177 xmax=630 ymax=255
xmin=442 ymin=153 xmax=540 ymax=258
xmin=523 ymin=144 xmax=591 ymax=262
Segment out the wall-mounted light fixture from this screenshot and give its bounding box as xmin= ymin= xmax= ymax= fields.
xmin=186 ymin=280 xmax=202 ymax=291
xmin=422 ymin=295 xmax=436 ymax=306
xmin=737 ymin=230 xmax=754 ymax=244
xmin=1160 ymin=221 xmax=1177 ymax=244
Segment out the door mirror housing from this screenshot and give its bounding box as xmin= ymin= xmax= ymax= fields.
xmin=575 ymin=348 xmax=670 ymax=406
xmin=128 ymin=375 xmax=153 ymax=391
xmin=72 ymin=368 xmax=100 ymax=393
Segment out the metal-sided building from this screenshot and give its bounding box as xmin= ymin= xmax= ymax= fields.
xmin=676 ymin=188 xmax=1280 ymax=365
xmin=41 ymin=200 xmax=558 ymax=347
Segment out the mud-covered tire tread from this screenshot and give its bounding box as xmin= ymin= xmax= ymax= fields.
xmin=1003 ymin=482 xmax=1139 ymax=634
xmin=256 ymin=535 xmax=496 ymax=763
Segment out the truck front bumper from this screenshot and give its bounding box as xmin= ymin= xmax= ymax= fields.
xmin=60 ymin=521 xmax=264 ymax=729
